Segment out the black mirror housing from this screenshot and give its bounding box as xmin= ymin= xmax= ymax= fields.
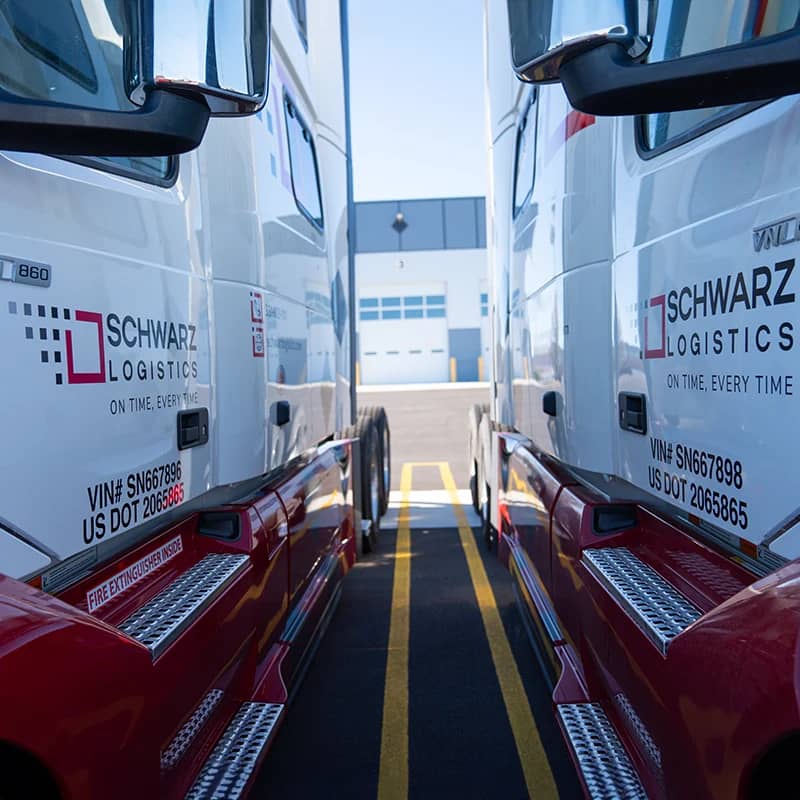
xmin=0 ymin=0 xmax=270 ymax=157
xmin=0 ymin=89 xmax=210 ymax=156
xmin=558 ymin=30 xmax=800 ymax=116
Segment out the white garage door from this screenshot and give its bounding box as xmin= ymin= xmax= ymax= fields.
xmin=360 ymin=284 xmax=448 ymax=385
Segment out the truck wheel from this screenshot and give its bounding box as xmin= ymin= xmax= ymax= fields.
xmin=354 ymin=414 xmax=381 ymax=552
xmin=482 ymin=484 xmax=495 ymax=551
xmin=360 ymin=406 xmax=391 ymax=514
xmin=469 ymin=460 xmax=479 ymax=514
xmin=0 ymin=745 xmax=60 ymax=800
xmin=467 ymin=403 xmax=485 ymax=513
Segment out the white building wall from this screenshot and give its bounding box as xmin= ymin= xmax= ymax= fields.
xmin=356 ymin=248 xmax=487 ymax=384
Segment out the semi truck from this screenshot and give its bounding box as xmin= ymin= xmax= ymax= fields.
xmin=472 ymin=1 xmax=800 ymax=797
xmin=0 ymin=1 xmax=389 ymax=797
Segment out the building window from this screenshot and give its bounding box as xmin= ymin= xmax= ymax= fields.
xmin=480 ymin=292 xmax=488 ymax=317
xmin=284 ymin=93 xmax=324 ymax=229
xmin=360 ymin=294 xmax=446 ymax=320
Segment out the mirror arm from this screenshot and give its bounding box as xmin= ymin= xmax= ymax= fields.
xmin=560 ymin=32 xmax=800 ymax=116
xmin=0 ymin=89 xmax=211 ymax=157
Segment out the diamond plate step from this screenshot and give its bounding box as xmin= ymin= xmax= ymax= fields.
xmin=558 ymin=703 xmax=647 ymax=800
xmin=583 ymin=547 xmax=701 ymax=655
xmin=162 ymin=689 xmax=225 ymax=771
xmin=119 ymin=553 xmax=248 ymax=658
xmin=185 ymin=702 xmax=284 ymax=800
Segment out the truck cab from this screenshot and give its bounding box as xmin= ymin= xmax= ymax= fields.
xmin=0 ymin=2 xmax=388 ymax=797
xmin=478 ymin=1 xmax=800 ymax=797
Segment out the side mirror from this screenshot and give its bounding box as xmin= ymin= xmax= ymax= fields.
xmin=507 ymin=0 xmax=800 ymax=116
xmin=145 ymin=0 xmax=270 ymax=116
xmin=0 ymin=0 xmax=270 ymax=156
xmin=507 ymin=0 xmax=649 ymax=84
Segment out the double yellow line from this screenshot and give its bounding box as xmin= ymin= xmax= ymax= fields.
xmin=377 ymin=462 xmax=557 ymax=800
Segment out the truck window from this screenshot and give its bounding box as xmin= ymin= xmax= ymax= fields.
xmin=290 ymin=0 xmax=308 ymax=49
xmin=513 ymin=94 xmax=537 ymax=218
xmin=0 ymin=0 xmax=173 ymax=183
xmin=284 ymin=93 xmax=324 ymax=229
xmin=642 ymin=0 xmax=800 ymax=151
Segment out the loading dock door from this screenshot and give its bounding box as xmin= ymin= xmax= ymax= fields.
xmin=359 ymin=284 xmax=448 ymax=384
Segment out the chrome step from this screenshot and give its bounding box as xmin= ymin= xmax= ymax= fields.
xmin=162 ymin=689 xmax=224 ymax=771
xmin=583 ymin=547 xmax=701 ymax=655
xmin=185 ymin=702 xmax=284 ymax=800
xmin=558 ymin=703 xmax=647 ymax=800
xmin=119 ymin=553 xmax=248 ymax=658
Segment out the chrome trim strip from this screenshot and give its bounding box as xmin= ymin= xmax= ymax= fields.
xmin=510 ymin=540 xmax=563 ymax=643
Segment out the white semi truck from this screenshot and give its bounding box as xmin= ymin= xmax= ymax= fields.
xmin=473 ymin=2 xmax=800 ymax=798
xmin=0 ymin=1 xmax=388 ymax=798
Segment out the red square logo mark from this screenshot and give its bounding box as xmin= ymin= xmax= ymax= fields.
xmin=643 ymin=295 xmax=666 ymax=360
xmin=66 ymin=310 xmax=106 ymax=383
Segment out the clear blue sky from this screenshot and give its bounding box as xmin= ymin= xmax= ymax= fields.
xmin=347 ymin=0 xmax=487 ymax=202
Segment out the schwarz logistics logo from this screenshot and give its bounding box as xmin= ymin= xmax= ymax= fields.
xmin=7 ymin=301 xmax=198 ymax=386
xmin=639 ymin=260 xmax=796 ymax=360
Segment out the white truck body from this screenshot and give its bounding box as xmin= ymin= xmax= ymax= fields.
xmin=484 ymin=0 xmax=800 ymax=571
xmin=0 ymin=0 xmax=353 ymax=583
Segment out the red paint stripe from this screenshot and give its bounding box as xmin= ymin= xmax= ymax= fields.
xmin=753 ymin=0 xmax=768 ymax=36
xmin=565 ymin=110 xmax=595 ymax=141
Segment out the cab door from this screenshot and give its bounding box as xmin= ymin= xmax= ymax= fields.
xmin=607 ymin=0 xmax=800 ymax=787
xmin=0 ymin=1 xmax=211 ymax=571
xmin=612 ymin=0 xmax=800 ymax=575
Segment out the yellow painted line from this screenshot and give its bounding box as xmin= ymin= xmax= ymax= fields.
xmin=377 ymin=463 xmax=412 ymax=800
xmin=440 ymin=461 xmax=558 ymax=800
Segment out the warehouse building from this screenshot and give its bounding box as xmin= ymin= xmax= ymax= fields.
xmin=355 ymin=196 xmax=488 ymax=385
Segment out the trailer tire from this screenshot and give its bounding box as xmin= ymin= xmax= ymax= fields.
xmin=359 ymin=406 xmax=391 ymax=515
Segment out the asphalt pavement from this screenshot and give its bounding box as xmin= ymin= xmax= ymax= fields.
xmin=253 ymin=384 xmax=579 ymax=799
xmin=357 ymin=382 xmax=490 ymax=491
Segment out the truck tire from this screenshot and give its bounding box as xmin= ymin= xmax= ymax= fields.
xmin=482 ymin=484 xmax=494 ymax=551
xmin=360 ymin=406 xmax=391 ymax=514
xmin=345 ymin=414 xmax=382 ymax=553
xmin=467 ymin=403 xmax=485 ymax=513
xmin=0 ymin=745 xmax=60 ymax=800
